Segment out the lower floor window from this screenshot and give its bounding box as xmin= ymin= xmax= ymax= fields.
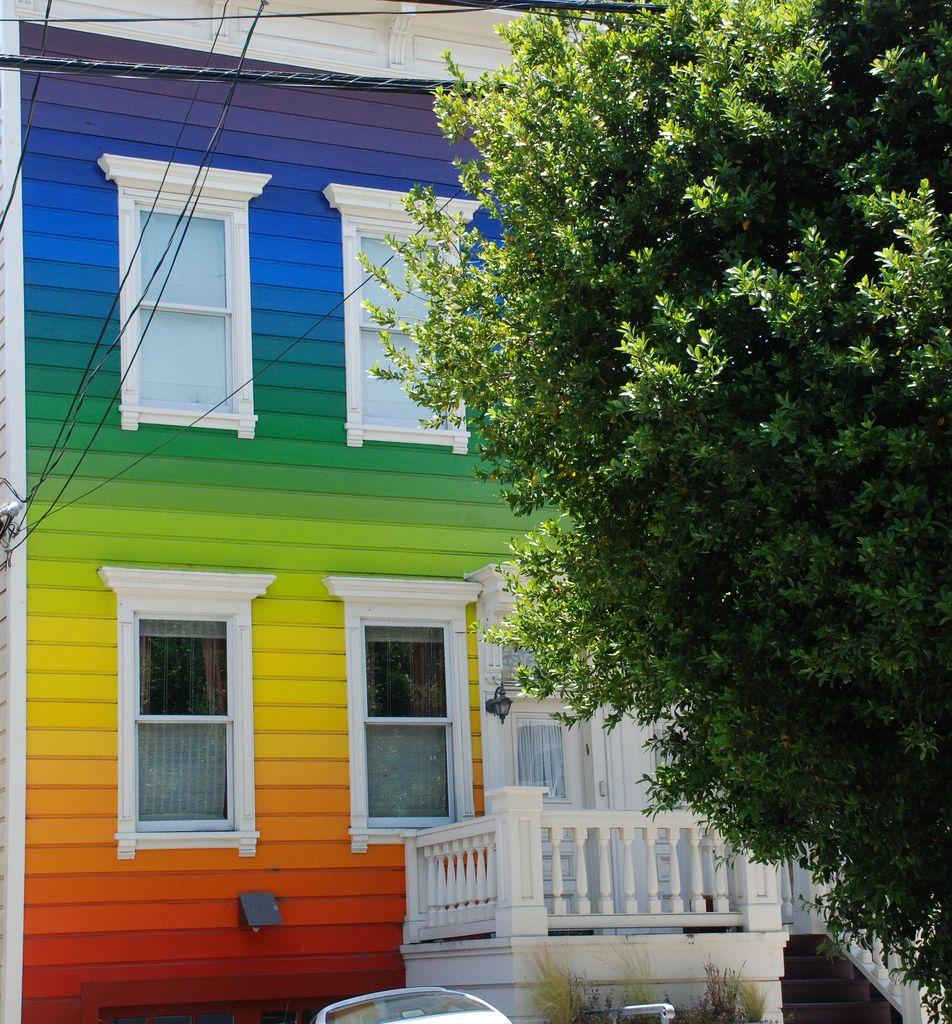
xmin=364 ymin=624 xmax=452 ymax=826
xmin=111 ymin=1010 xmax=321 ymax=1024
xmin=516 ymin=717 xmax=567 ymax=800
xmin=137 ymin=618 xmax=232 ymax=830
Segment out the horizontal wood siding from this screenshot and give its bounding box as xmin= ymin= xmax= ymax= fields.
xmin=21 ymin=24 xmax=517 ymax=1024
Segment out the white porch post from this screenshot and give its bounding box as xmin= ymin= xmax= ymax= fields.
xmin=487 ymin=786 xmax=548 ymax=938
xmin=736 ymin=853 xmax=785 ymax=932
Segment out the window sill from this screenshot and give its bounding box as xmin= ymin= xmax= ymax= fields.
xmin=346 ymin=420 xmax=469 ymax=454
xmin=350 ymin=825 xmax=432 ymax=853
xmin=116 ymin=829 xmax=259 ymax=860
xmin=120 ymin=404 xmax=257 ymax=439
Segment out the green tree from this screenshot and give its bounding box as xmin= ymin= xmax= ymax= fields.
xmin=372 ymin=0 xmax=952 ymax=1011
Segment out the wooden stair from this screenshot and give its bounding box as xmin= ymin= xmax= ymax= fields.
xmin=782 ymin=934 xmax=897 ymax=1024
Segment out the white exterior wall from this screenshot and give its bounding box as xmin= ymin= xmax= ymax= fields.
xmin=0 ymin=4 xmax=27 ymax=1020
xmin=404 ymin=932 xmax=787 ymax=1024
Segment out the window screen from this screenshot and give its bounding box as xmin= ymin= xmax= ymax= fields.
xmin=364 ymin=624 xmax=451 ymax=822
xmin=136 ymin=618 xmax=230 ymax=827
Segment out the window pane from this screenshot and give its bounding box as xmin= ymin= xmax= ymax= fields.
xmin=360 ymin=327 xmax=427 ymax=429
xmin=502 ymin=645 xmax=536 ymax=685
xmin=139 ymin=309 xmax=230 ymax=411
xmin=155 ymin=1018 xmax=191 ymax=1024
xmin=138 ymin=722 xmax=228 ymax=823
xmin=360 ymin=236 xmax=428 ymax=324
xmin=197 ymin=1017 xmax=235 ymax=1024
xmin=517 ymin=719 xmax=567 ymax=799
xmin=365 ymin=625 xmax=446 ymax=718
xmin=139 ymin=619 xmax=227 ymax=716
xmin=141 ymin=210 xmax=227 ymax=308
xmin=366 ymin=723 xmax=449 ymax=819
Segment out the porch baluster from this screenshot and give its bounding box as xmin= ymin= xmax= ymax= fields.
xmin=644 ymin=826 xmax=661 ymax=913
xmin=435 ymin=845 xmax=449 ymax=920
xmin=486 ymin=838 xmax=497 ymax=906
xmin=474 ymin=841 xmax=486 ymax=906
xmin=668 ymin=828 xmax=684 ymax=913
xmin=621 ymin=826 xmax=637 ymax=914
xmin=596 ymin=826 xmax=612 ymax=913
xmin=426 ymin=848 xmax=439 ymax=925
xmin=449 ymin=843 xmax=461 ymax=920
xmin=575 ymin=826 xmax=591 ymax=915
xmin=713 ymin=835 xmax=730 ymax=912
xmin=873 ymin=937 xmax=890 ymax=984
xmin=689 ymin=828 xmax=705 ymax=912
xmin=780 ymin=861 xmax=793 ymax=923
xmin=550 ymin=827 xmax=566 ymax=916
xmin=464 ymin=843 xmax=478 ymax=908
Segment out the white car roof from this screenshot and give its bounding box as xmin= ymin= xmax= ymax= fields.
xmin=312 ymin=987 xmax=505 ymax=1024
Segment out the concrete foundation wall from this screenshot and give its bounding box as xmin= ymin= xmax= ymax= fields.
xmin=403 ymin=931 xmax=787 ymax=1024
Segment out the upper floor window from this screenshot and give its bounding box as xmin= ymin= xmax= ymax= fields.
xmin=323 ymin=574 xmax=481 ymax=852
xmin=99 ymin=154 xmax=271 ymax=438
xmin=99 ymin=566 xmax=275 ymax=859
xmin=323 ymin=183 xmax=479 ymax=454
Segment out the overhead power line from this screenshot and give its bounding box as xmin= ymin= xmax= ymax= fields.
xmin=7 ymin=0 xmax=665 ymax=24
xmin=24 ymin=1 xmax=269 ymax=535
xmin=0 ymin=53 xmax=452 ymax=91
xmin=33 ymin=1 xmax=237 ymax=496
xmin=13 ymin=185 xmax=470 ymax=553
xmin=0 ymin=0 xmax=53 ymax=239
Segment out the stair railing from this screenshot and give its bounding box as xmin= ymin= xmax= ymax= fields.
xmin=785 ymin=862 xmax=927 ymax=1024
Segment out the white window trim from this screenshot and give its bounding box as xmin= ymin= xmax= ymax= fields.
xmin=99 ymin=566 xmax=275 ymax=859
xmin=99 ymin=154 xmax=271 ymax=438
xmin=323 ymin=183 xmax=480 ymax=454
xmin=324 ymin=575 xmax=481 ymax=852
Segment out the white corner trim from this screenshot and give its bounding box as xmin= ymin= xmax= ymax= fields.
xmin=100 ymin=566 xmax=275 ymax=600
xmin=0 ymin=4 xmax=29 ymax=1019
xmin=324 ymin=182 xmax=480 ymax=226
xmin=324 ymin=575 xmax=481 ymax=605
xmin=99 ymin=153 xmax=271 ymax=203
xmin=116 ymin=829 xmax=259 ymax=860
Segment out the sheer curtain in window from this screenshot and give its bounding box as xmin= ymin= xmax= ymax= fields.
xmin=516 ymin=719 xmax=566 ymax=799
xmin=137 ymin=618 xmax=230 ymax=827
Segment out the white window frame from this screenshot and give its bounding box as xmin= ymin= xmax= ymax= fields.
xmin=323 ymin=183 xmax=479 ymax=454
xmin=99 ymin=154 xmax=271 ymax=439
xmin=99 ymin=566 xmax=275 ymax=859
xmin=324 ymin=575 xmax=481 ymax=852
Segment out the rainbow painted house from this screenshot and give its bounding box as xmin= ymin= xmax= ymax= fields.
xmin=0 ymin=3 xmax=858 ymax=1024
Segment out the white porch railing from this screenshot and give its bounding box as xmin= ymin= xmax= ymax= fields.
xmin=404 ymin=787 xmax=784 ymax=943
xmin=783 ymin=861 xmax=927 ymax=1024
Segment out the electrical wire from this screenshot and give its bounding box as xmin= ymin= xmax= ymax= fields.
xmin=33 ymin=0 xmax=237 ymax=495
xmin=5 ymin=0 xmax=665 ymax=25
xmin=0 ymin=52 xmax=453 ymax=91
xmin=0 ymin=0 xmax=53 ymax=239
xmin=24 ymin=0 xmax=270 ymax=534
xmin=11 ymin=185 xmax=469 ymax=552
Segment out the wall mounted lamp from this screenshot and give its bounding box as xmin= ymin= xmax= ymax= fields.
xmin=485 ymin=684 xmax=513 ymax=724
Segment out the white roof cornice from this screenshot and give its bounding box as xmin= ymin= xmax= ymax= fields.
xmin=26 ymin=0 xmax=512 ymax=81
